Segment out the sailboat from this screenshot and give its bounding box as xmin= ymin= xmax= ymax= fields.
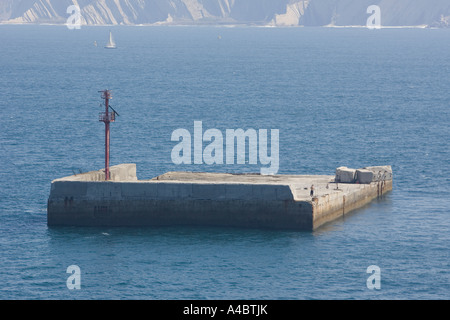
xmin=104 ymin=31 xmax=116 ymax=49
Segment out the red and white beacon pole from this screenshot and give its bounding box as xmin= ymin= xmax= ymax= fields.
xmin=99 ymin=89 xmax=116 ymax=181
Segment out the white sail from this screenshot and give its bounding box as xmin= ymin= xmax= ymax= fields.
xmin=105 ymin=31 xmax=116 ymax=49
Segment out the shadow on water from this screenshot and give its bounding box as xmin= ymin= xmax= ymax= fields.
xmin=44 ymin=224 xmax=321 ymax=262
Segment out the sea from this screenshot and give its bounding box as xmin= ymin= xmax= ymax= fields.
xmin=0 ymin=25 xmax=449 ymax=300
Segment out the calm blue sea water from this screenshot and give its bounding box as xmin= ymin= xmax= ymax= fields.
xmin=0 ymin=25 xmax=449 ymax=300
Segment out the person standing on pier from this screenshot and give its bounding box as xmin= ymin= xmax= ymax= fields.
xmin=310 ymin=185 xmax=315 ymax=197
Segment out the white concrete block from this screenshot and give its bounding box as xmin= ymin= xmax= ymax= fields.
xmin=356 ymin=169 xmax=373 ymax=184
xmin=335 ymin=167 xmax=356 ymax=183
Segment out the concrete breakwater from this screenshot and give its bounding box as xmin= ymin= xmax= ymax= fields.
xmin=47 ymin=164 xmax=392 ymax=230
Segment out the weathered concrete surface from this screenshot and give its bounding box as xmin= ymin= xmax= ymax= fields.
xmin=53 ymin=163 xmax=138 ymax=182
xmin=363 ymin=165 xmax=393 ymax=181
xmin=47 ymin=164 xmax=392 ymax=230
xmin=312 ymin=179 xmax=392 ymax=229
xmin=336 ymin=165 xmax=392 ymax=184
xmin=356 ymin=169 xmax=373 ymax=184
xmin=335 ymin=166 xmax=356 ymax=183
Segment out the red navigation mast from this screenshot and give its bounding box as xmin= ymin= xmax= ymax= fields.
xmin=98 ymin=89 xmax=118 ymax=181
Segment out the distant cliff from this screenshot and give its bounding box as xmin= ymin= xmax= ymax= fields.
xmin=1 ymin=0 xmax=450 ymax=27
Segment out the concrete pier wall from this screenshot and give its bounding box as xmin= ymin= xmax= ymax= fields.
xmin=48 ymin=184 xmax=312 ymax=230
xmin=47 ymin=164 xmax=392 ymax=230
xmin=312 ymin=179 xmax=392 ymax=229
xmin=48 ymin=197 xmax=313 ymax=230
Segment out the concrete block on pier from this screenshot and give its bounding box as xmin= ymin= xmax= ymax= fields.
xmin=335 ymin=167 xmax=356 ymax=183
xmin=109 ymin=163 xmax=137 ymax=181
xmin=356 ymin=169 xmax=373 ymax=184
